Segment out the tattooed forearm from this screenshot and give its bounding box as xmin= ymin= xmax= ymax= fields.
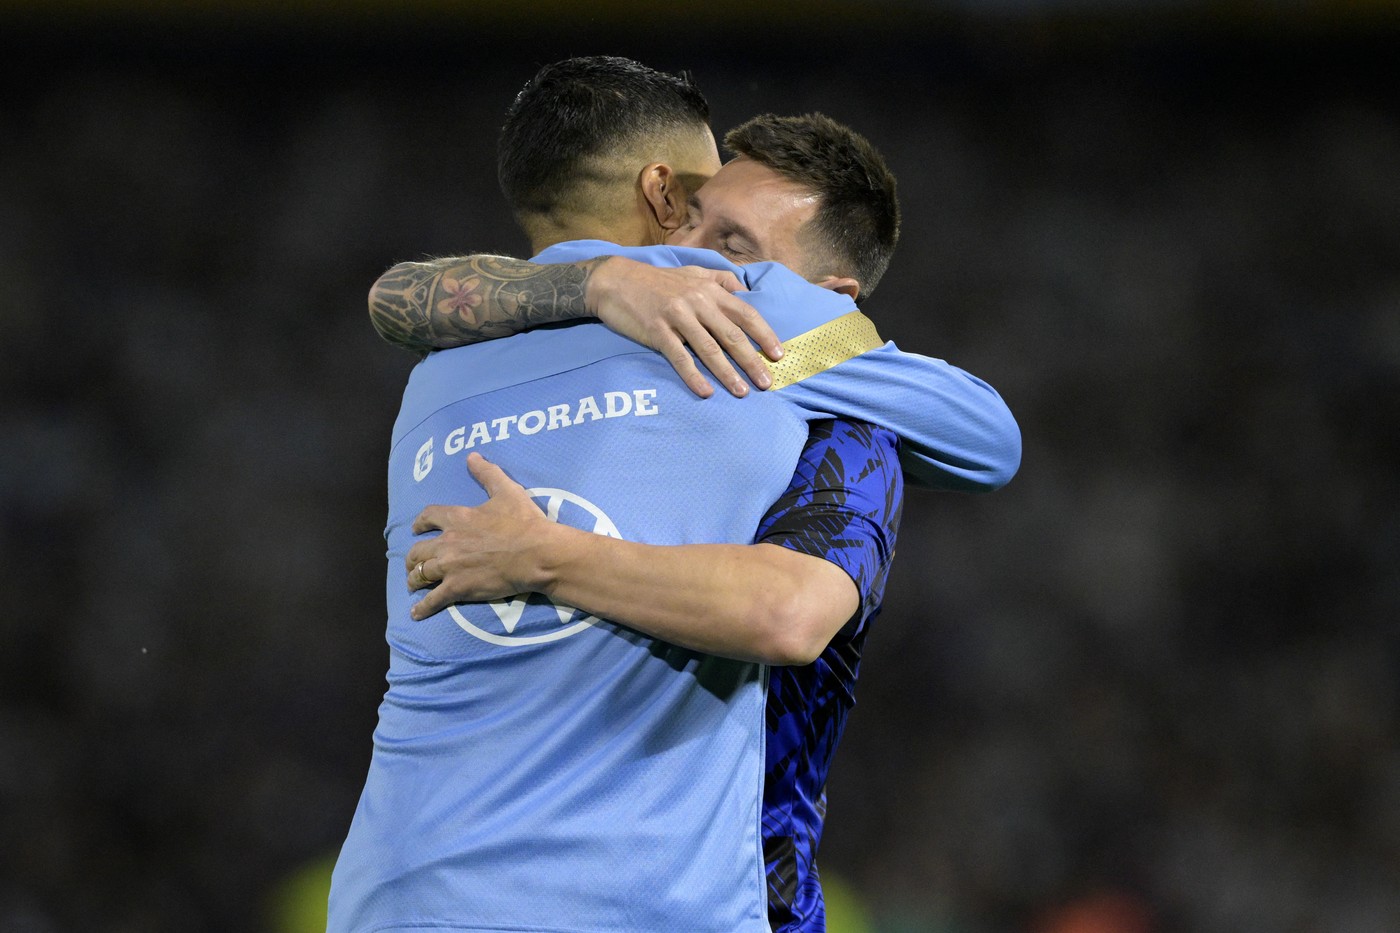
xmin=367 ymin=255 xmax=609 ymax=352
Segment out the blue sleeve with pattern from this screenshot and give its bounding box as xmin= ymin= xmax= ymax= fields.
xmin=754 ymin=419 xmax=903 ymax=630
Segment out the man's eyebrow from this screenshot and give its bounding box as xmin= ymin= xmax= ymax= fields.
xmin=720 ymin=216 xmax=762 ymax=254
xmin=688 ymin=190 xmax=763 ymax=256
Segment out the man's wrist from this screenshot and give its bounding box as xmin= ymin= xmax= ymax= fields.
xmin=579 ymin=256 xmax=622 ymax=318
xmin=521 ymin=521 xmax=587 ymax=598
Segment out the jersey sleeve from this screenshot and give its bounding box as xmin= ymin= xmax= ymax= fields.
xmin=754 ymin=420 xmax=904 ymax=632
xmin=531 ymin=240 xmax=1021 ymax=492
xmin=776 ymin=339 xmax=1022 ymax=493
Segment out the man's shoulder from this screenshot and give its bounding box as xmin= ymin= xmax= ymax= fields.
xmin=805 ymin=419 xmax=901 ymax=459
xmin=792 ymin=420 xmax=902 ymax=506
xmin=389 ymin=321 xmax=644 ymax=450
xmin=532 ymin=239 xmax=745 ymax=277
xmin=531 ymin=240 xmax=835 ymax=294
xmin=411 ymin=321 xmax=641 ymax=390
xmin=532 ymin=240 xmax=858 ymax=340
xmin=531 ymin=240 xmax=695 ymax=270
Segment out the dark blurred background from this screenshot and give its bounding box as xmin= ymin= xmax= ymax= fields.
xmin=2 ymin=2 xmax=1397 ymax=931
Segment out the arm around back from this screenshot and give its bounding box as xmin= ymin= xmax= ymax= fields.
xmin=405 ymin=454 xmax=859 ymax=667
xmin=532 ymin=533 xmax=857 ymax=667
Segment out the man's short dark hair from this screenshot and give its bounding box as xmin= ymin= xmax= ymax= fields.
xmin=498 ymin=56 xmax=711 ymax=218
xmin=724 ymin=113 xmax=900 ymax=298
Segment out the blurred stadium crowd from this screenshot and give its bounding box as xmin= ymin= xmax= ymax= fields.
xmin=1 ymin=10 xmax=1396 ymax=933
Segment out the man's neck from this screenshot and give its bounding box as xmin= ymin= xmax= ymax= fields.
xmin=527 ymin=215 xmax=651 ymax=256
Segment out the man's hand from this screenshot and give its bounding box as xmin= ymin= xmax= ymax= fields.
xmin=406 ymin=454 xmax=558 ymax=620
xmin=402 ymin=454 xmax=865 ymax=665
xmin=586 ymin=256 xmax=784 ymax=399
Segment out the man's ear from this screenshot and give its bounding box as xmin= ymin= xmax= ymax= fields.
xmin=815 ymin=275 xmax=861 ymax=301
xmin=638 ymin=162 xmax=688 ymax=232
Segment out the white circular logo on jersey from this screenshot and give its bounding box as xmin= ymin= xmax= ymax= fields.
xmin=448 ymin=487 xmax=622 ymax=646
xmin=413 ymin=437 xmax=434 ymax=482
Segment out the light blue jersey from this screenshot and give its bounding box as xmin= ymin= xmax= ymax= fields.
xmin=539 ymin=243 xmax=1022 ymax=493
xmin=329 ymin=243 xmax=1020 ymax=932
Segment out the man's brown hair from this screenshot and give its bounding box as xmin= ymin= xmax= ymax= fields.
xmin=724 ymin=113 xmax=900 ymax=299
